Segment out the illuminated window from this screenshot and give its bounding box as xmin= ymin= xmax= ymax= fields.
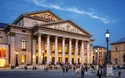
xmin=22 ymin=39 xmax=26 ymax=50
xmin=0 ymin=48 xmax=6 ymax=58
xmin=51 ymin=43 xmax=55 ymax=52
xmin=22 ymin=55 xmax=26 ymax=63
xmin=58 ymin=43 xmax=62 ymax=52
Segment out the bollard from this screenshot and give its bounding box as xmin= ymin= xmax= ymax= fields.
xmin=118 ymin=71 xmax=122 ymax=78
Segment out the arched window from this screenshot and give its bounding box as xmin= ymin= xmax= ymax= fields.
xmin=22 ymin=39 xmax=26 ymax=50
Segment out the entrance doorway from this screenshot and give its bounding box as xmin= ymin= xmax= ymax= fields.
xmin=65 ymin=58 xmax=68 ymax=63
xmin=52 ymin=57 xmax=55 ymax=63
xmin=59 ymin=57 xmax=62 ymax=62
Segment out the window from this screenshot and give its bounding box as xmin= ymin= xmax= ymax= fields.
xmin=99 ymin=52 xmax=102 ymax=58
xmin=22 ymin=55 xmax=26 ymax=63
xmin=22 ymin=39 xmax=26 ymax=50
xmin=0 ymin=37 xmax=2 ymax=42
xmin=22 ymin=30 xmax=26 ymax=32
xmin=115 ymin=46 xmax=118 ymax=51
xmin=115 ymin=58 xmax=118 ymax=64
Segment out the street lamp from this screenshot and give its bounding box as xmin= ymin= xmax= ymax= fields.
xmin=15 ymin=50 xmax=18 ymax=66
xmin=95 ymin=49 xmax=98 ymax=70
xmin=103 ymin=29 xmax=113 ymax=76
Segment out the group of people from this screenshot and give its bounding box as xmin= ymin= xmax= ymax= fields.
xmin=62 ymin=64 xmax=70 ymax=73
xmin=75 ymin=65 xmax=86 ymax=78
xmin=75 ymin=65 xmax=102 ymax=78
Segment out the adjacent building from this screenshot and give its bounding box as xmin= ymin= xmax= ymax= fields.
xmin=0 ymin=10 xmax=94 ymax=67
xmin=111 ymin=37 xmax=125 ymax=65
xmin=93 ymin=45 xmax=107 ymax=66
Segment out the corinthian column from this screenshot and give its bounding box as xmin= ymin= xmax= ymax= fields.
xmin=87 ymin=42 xmax=90 ymax=64
xmin=81 ymin=40 xmax=84 ymax=64
xmin=62 ymin=37 xmax=65 ymax=63
xmin=47 ymin=35 xmax=50 ymax=64
xmin=38 ymin=34 xmax=42 ymax=64
xmin=69 ymin=38 xmax=72 ymax=64
xmin=33 ymin=39 xmax=36 ymax=65
xmin=55 ymin=36 xmax=58 ymax=64
xmin=75 ymin=40 xmax=78 ymax=64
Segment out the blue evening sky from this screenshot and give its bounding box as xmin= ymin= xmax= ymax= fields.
xmin=0 ymin=0 xmax=125 ymax=49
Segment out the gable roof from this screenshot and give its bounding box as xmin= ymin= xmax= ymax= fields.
xmin=37 ymin=20 xmax=92 ymax=36
xmin=0 ymin=23 xmax=8 ymax=28
xmin=13 ymin=10 xmax=62 ymax=24
xmin=111 ymin=37 xmax=125 ymax=45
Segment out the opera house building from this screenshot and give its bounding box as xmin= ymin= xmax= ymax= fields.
xmin=0 ymin=10 xmax=94 ymax=67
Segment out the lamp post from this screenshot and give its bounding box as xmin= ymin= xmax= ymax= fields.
xmin=15 ymin=51 xmax=18 ymax=66
xmin=103 ymin=30 xmax=113 ymax=76
xmin=95 ymin=49 xmax=98 ymax=70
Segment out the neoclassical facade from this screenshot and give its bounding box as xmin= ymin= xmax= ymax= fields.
xmin=0 ymin=10 xmax=94 ymax=67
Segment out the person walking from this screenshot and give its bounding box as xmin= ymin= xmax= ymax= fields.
xmin=81 ymin=65 xmax=85 ymax=78
xmin=76 ymin=66 xmax=80 ymax=78
xmin=97 ymin=68 xmax=102 ymax=78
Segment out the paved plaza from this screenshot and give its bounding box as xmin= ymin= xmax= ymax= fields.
xmin=0 ymin=69 xmax=125 ymax=78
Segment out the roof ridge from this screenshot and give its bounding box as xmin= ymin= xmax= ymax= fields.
xmin=111 ymin=36 xmax=125 ymax=44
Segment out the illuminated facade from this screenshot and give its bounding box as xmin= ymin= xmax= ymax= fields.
xmin=93 ymin=46 xmax=107 ymax=66
xmin=0 ymin=10 xmax=94 ymax=67
xmin=111 ymin=37 xmax=125 ymax=65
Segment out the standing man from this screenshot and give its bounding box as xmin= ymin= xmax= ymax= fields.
xmin=97 ymin=68 xmax=102 ymax=78
xmin=62 ymin=64 xmax=65 ymax=73
xmin=81 ymin=65 xmax=85 ymax=78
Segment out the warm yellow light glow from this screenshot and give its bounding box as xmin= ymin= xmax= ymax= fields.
xmin=49 ymin=56 xmax=51 ymax=59
xmin=22 ymin=55 xmax=26 ymax=63
xmin=41 ymin=56 xmax=43 ymax=59
xmin=58 ymin=45 xmax=62 ymax=52
xmin=36 ymin=53 xmax=38 ymax=56
xmin=16 ymin=50 xmax=18 ymax=54
xmin=0 ymin=59 xmax=6 ymax=67
xmin=33 ymin=55 xmax=35 ymax=59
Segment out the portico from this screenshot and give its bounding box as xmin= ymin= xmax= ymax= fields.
xmin=32 ymin=23 xmax=93 ymax=65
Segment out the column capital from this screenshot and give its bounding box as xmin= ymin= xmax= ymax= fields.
xmin=69 ymin=38 xmax=72 ymax=41
xmin=38 ymin=33 xmax=42 ymax=36
xmin=55 ymin=36 xmax=58 ymax=38
xmin=76 ymin=39 xmax=79 ymax=42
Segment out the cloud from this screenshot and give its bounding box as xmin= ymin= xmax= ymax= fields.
xmin=26 ymin=0 xmax=110 ymax=24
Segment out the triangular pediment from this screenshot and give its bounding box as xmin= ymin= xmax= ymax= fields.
xmin=23 ymin=10 xmax=62 ymax=22
xmin=41 ymin=20 xmax=92 ymax=36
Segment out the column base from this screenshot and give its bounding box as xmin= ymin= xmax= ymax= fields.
xmin=103 ymin=64 xmax=114 ymax=77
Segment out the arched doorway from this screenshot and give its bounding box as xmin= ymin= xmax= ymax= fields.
xmin=0 ymin=48 xmax=6 ymax=67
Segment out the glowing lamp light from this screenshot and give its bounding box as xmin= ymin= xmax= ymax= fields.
xmin=105 ymin=30 xmax=110 ymax=38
